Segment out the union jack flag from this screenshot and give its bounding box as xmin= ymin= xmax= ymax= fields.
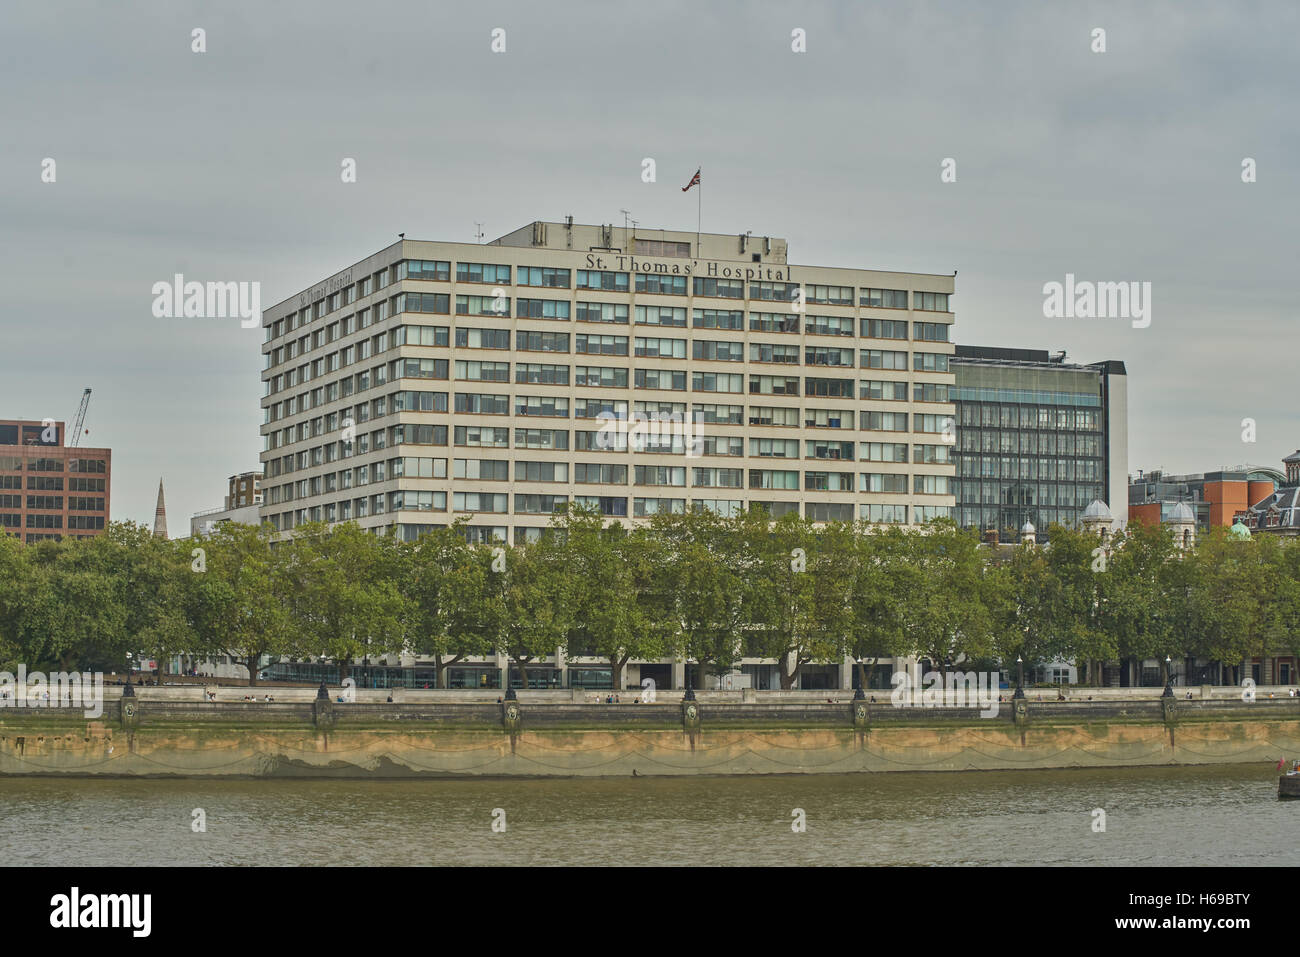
xmin=681 ymin=168 xmax=700 ymax=192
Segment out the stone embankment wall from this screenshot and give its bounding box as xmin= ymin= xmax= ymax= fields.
xmin=0 ymin=697 xmax=1297 ymax=778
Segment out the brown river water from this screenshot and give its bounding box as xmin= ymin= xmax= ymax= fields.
xmin=0 ymin=764 xmax=1294 ymax=866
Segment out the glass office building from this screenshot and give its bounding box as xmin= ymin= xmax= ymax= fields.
xmin=950 ymin=347 xmax=1127 ymax=542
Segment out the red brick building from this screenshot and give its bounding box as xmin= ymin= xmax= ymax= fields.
xmin=0 ymin=419 xmax=111 ymax=542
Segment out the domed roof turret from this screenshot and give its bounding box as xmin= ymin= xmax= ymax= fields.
xmin=1020 ymin=521 xmax=1035 ymax=535
xmin=1165 ymin=501 xmax=1195 ymax=524
xmin=1081 ymin=500 xmax=1112 ymax=522
xmin=1228 ymin=520 xmax=1251 ymax=540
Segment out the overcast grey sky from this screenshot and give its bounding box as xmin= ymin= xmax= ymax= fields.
xmin=2 ymin=0 xmax=1297 ymax=528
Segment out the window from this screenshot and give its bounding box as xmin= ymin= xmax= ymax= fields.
xmin=804 ymin=377 xmax=854 ymax=398
xmin=699 ymin=435 xmax=742 ymax=457
xmin=516 ymin=331 xmax=569 ymax=353
xmin=750 ymin=312 xmax=799 ymax=333
xmin=400 ymin=260 xmax=450 ymax=282
xmin=391 ymin=391 xmax=449 ymax=413
xmin=805 ymin=409 xmax=852 ymax=429
xmin=748 ymin=469 xmax=799 ymax=490
xmin=515 ymin=395 xmax=569 ymax=417
xmin=515 ymin=494 xmax=568 ymax=514
xmin=692 ymin=277 xmax=744 ymax=299
xmin=862 ymin=503 xmax=908 ymax=524
xmin=456 ymin=294 xmax=510 ymax=317
xmin=806 ymin=440 xmax=855 ymax=460
xmin=913 ymin=383 xmax=952 ymax=403
xmin=914 ymin=292 xmax=950 ymax=312
xmin=454 ymin=458 xmax=509 ymax=481
xmin=805 ymin=347 xmax=854 ymax=367
xmin=631 ymin=272 xmax=689 ymax=298
xmin=400 ymin=357 xmax=450 ymax=379
xmin=574 ymin=365 xmax=628 ymax=388
xmin=392 ymin=325 xmax=449 ymax=348
xmin=634 ymin=497 xmax=685 ymax=517
xmin=749 ymin=375 xmax=799 ymax=396
xmin=515 ymin=461 xmax=569 ymax=482
xmin=635 ymin=369 xmax=687 ymax=391
xmin=692 ymin=309 xmax=744 ymax=330
xmin=514 ymin=428 xmax=569 ymax=450
xmin=861 ymin=349 xmax=909 ymax=370
xmin=455 ymin=327 xmax=510 ymax=350
xmin=634 ymin=466 xmax=686 ymax=487
xmin=693 ymin=403 xmax=743 ymax=425
xmin=806 ymin=502 xmax=855 ymax=522
xmin=805 ymin=284 xmax=854 ymax=305
xmin=860 ymin=411 xmax=909 ymax=432
xmin=574 ymin=463 xmax=628 ymax=484
xmin=454 ymin=393 xmax=509 ymax=415
xmin=750 ymin=437 xmax=799 ymax=458
xmin=518 ymin=266 xmax=571 ymax=288
xmin=749 ymin=281 xmax=799 ymax=302
xmin=577 ymin=302 xmax=628 ymax=324
xmin=691 ymin=467 xmax=743 ymax=489
xmin=454 ymin=492 xmax=508 ymax=513
xmin=860 ymin=472 xmax=908 ymax=493
xmin=574 ymin=397 xmax=627 ymax=420
xmin=861 ymin=379 xmax=908 ymax=400
xmin=692 ymin=499 xmax=743 ymax=517
xmin=860 ymin=288 xmax=908 ymax=308
xmin=516 ymin=298 xmax=570 ymax=320
xmin=575 ymin=334 xmax=628 ymax=356
xmin=572 ymin=495 xmax=628 ymax=517
xmin=913 ymin=352 xmax=950 ymax=373
xmin=391 ymin=457 xmax=449 ymax=479
xmin=396 ymin=292 xmax=450 ymax=315
xmin=456 ymin=262 xmax=512 ymax=284
xmin=576 ymin=270 xmax=629 ymax=291
xmin=750 ymin=342 xmax=800 ymax=364
xmin=634 ymin=305 xmax=686 ymax=327
xmin=638 ymin=337 xmax=688 ymax=359
xmin=455 ymin=426 xmax=509 ymax=448
xmin=914 ymin=475 xmax=954 ymax=495
xmin=805 ymin=315 xmax=854 ymax=337
xmin=515 ymin=363 xmax=569 ymax=385
xmin=861 ymin=442 xmax=909 ymax=463
xmin=694 ymin=372 xmax=744 ymax=393
xmin=914 ymin=414 xmax=953 ymax=434
xmin=748 ymin=406 xmax=800 ymax=427
xmin=913 ymin=322 xmax=949 ymax=341
xmin=804 ymin=471 xmax=853 ymax=491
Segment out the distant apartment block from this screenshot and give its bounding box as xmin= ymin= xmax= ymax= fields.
xmin=0 ymin=419 xmax=111 ymax=542
xmin=190 ymin=470 xmax=264 ymax=537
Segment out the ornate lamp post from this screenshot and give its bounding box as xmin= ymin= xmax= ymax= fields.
xmin=853 ymin=656 xmax=866 ymax=700
xmin=682 ymin=657 xmax=696 ymax=701
xmin=1162 ymin=655 xmax=1174 ymax=698
xmin=1013 ymin=654 xmax=1025 ymax=700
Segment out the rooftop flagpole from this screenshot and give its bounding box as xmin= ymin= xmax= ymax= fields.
xmin=697 ymin=165 xmax=702 ymax=256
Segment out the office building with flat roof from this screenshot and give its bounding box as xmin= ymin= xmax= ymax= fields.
xmin=258 ymin=220 xmax=957 ymax=548
xmin=950 ymin=347 xmax=1127 ymax=543
xmin=0 ymin=419 xmax=111 ymax=543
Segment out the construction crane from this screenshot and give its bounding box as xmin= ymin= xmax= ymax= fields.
xmin=70 ymin=388 xmax=91 ymax=447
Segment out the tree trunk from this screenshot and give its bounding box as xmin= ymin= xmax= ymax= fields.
xmin=245 ymin=655 xmax=260 ymax=687
xmin=515 ymin=657 xmax=530 ymax=692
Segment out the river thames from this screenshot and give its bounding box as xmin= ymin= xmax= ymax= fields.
xmin=1 ymin=764 xmax=1294 ymax=866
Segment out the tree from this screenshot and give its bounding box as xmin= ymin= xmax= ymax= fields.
xmin=285 ymin=522 xmax=409 ymax=683
xmin=190 ymin=522 xmax=296 ymax=686
xmin=402 ymin=522 xmax=495 ymax=688
xmin=490 ymin=534 xmax=573 ymax=691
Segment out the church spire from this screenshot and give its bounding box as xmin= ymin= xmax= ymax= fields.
xmin=153 ymin=478 xmax=168 ymax=539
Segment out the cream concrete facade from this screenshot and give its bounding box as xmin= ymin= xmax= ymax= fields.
xmin=258 ymin=220 xmax=956 ymax=547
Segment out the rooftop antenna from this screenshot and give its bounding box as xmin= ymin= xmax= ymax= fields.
xmin=474 ymin=222 xmax=485 ymax=244
xmin=620 ymin=208 xmax=631 ymax=248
